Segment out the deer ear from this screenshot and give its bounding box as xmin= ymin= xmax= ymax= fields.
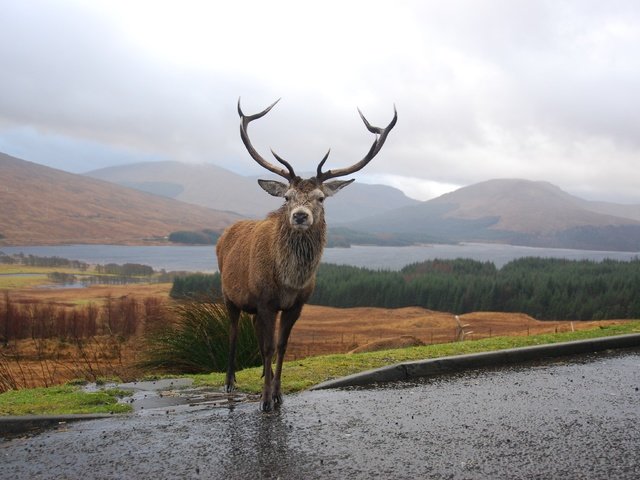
xmin=322 ymin=179 xmax=355 ymax=197
xmin=258 ymin=179 xmax=289 ymax=197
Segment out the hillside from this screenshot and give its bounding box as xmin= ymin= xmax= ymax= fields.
xmin=351 ymin=179 xmax=640 ymax=251
xmin=86 ymin=161 xmax=420 ymax=222
xmin=6 ymin=154 xmax=639 ymax=251
xmin=86 ymin=161 xmax=274 ymax=218
xmin=572 ymin=199 xmax=640 ymax=223
xmin=0 ymin=153 xmax=242 ymax=246
xmin=430 ymin=179 xmax=637 ymax=233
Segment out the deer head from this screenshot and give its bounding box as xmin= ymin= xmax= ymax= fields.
xmin=238 ymin=98 xmax=398 ymax=231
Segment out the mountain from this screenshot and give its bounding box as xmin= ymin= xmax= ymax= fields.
xmin=86 ymin=161 xmax=420 ymax=222
xmin=6 ymin=153 xmax=638 ymax=251
xmin=350 ymin=179 xmax=640 ymax=251
xmin=86 ymin=161 xmax=275 ymax=218
xmin=571 ymin=199 xmax=640 ymax=223
xmin=0 ymin=153 xmax=242 ymax=246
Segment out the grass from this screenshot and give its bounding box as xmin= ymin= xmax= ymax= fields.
xmin=1 ymin=320 xmax=638 ymax=416
xmin=0 ymin=275 xmax=48 ymax=289
xmin=0 ymin=264 xmax=163 ymax=289
xmin=0 ymin=264 xmax=85 ymax=289
xmin=191 ymin=320 xmax=640 ymax=394
xmin=0 ymin=385 xmax=132 ymax=416
xmin=0 ymin=265 xmax=82 ymax=275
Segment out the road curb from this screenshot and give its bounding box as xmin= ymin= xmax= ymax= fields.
xmin=311 ymin=332 xmax=640 ymax=390
xmin=0 ymin=414 xmax=114 ymax=438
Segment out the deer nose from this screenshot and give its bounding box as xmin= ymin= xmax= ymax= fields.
xmin=293 ymin=211 xmax=309 ymax=224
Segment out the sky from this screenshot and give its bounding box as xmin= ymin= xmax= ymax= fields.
xmin=1 ymin=0 xmax=639 ymax=203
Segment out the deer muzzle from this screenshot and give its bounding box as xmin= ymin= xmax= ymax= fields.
xmin=290 ymin=207 xmax=313 ymax=230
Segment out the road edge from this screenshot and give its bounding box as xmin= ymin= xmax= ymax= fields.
xmin=0 ymin=414 xmax=114 ymax=438
xmin=311 ymin=332 xmax=640 ymax=390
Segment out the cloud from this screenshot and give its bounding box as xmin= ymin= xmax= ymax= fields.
xmin=0 ymin=126 xmax=168 ymax=172
xmin=1 ymin=0 xmax=640 ymax=203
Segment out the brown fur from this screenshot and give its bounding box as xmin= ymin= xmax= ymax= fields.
xmin=217 ymin=208 xmax=326 ymax=312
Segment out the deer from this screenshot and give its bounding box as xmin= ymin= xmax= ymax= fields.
xmin=216 ymin=98 xmax=397 ymax=411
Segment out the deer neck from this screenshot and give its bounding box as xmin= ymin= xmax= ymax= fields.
xmin=276 ymin=216 xmax=326 ymax=290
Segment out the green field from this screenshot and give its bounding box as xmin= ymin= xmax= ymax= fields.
xmin=0 ymin=265 xmax=84 ymax=288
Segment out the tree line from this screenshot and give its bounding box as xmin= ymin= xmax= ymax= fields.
xmin=170 ymin=273 xmax=221 ymax=299
xmin=94 ymin=263 xmax=155 ymax=276
xmin=168 ymin=229 xmax=220 ymax=245
xmin=171 ymin=257 xmax=640 ymax=320
xmin=0 ymin=252 xmax=89 ymax=270
xmin=0 ymin=253 xmax=156 ymax=277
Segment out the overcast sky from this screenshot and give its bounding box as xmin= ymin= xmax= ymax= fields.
xmin=1 ymin=0 xmax=639 ymax=203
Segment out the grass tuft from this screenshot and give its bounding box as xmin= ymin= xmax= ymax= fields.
xmin=141 ymin=297 xmax=261 ymax=374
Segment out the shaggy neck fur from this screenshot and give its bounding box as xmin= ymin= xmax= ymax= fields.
xmin=274 ymin=208 xmax=326 ymax=289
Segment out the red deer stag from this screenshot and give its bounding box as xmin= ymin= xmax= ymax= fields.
xmin=217 ymin=98 xmax=397 ymax=411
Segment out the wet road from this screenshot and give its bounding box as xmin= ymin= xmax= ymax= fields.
xmin=2 ymin=348 xmax=640 ymax=479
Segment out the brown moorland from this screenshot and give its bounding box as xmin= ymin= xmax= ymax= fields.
xmin=1 ymin=282 xmax=626 ymax=390
xmin=0 ymin=153 xmax=242 ymax=246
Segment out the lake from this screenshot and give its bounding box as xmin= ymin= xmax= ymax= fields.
xmin=1 ymin=243 xmax=638 ymax=272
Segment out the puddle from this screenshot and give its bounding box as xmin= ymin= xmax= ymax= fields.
xmin=83 ymin=378 xmax=259 ymax=413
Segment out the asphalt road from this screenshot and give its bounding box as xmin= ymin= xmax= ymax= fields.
xmin=2 ymin=348 xmax=639 ymax=479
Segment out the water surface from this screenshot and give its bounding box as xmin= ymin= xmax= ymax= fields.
xmin=1 ymin=243 xmax=638 ymax=272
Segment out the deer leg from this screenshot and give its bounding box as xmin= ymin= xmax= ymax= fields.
xmin=224 ymin=299 xmax=241 ymax=393
xmin=272 ymin=303 xmax=303 ymax=406
xmin=254 ymin=307 xmax=277 ymax=412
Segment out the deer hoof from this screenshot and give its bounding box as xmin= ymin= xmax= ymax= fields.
xmin=224 ymin=383 xmax=236 ymax=393
xmin=260 ymin=400 xmax=274 ymax=412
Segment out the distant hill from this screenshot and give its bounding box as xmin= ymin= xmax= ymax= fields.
xmin=350 ymin=179 xmax=640 ymax=251
xmin=86 ymin=161 xmax=420 ymax=223
xmin=86 ymin=161 xmax=273 ymax=218
xmin=570 ymin=198 xmax=640 ymax=223
xmin=0 ymin=153 xmax=242 ymax=246
xmin=6 ymin=153 xmax=638 ymax=252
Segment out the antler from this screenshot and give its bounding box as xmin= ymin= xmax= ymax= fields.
xmin=238 ymin=98 xmax=297 ymax=181
xmin=316 ymin=105 xmax=397 ymax=182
